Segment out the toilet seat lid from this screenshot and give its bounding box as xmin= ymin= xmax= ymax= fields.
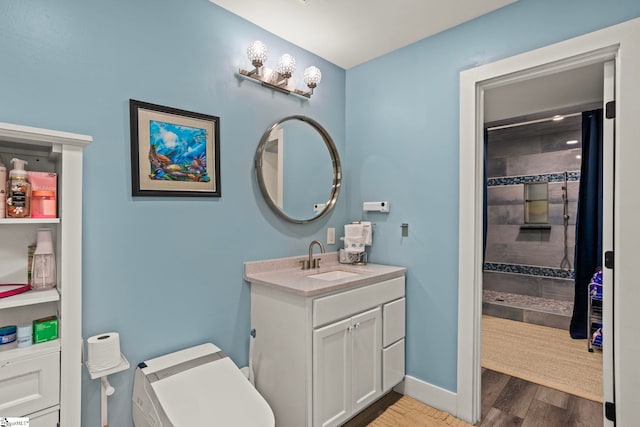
xmin=142 ymin=343 xmax=274 ymax=426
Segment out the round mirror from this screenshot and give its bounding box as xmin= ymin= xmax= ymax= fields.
xmin=255 ymin=115 xmax=341 ymax=224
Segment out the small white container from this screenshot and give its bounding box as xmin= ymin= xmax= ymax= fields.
xmin=17 ymin=324 xmax=32 ymax=348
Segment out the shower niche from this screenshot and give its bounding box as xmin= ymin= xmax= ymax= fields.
xmin=524 ymin=182 xmax=549 ymax=224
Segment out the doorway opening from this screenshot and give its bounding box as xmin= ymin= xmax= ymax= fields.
xmin=479 ymin=102 xmax=606 ymax=424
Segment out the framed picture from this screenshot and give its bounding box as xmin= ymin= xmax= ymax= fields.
xmin=129 ymin=99 xmax=221 ymax=197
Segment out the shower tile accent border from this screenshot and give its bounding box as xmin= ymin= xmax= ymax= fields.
xmin=487 ymin=170 xmax=580 ymax=187
xmin=484 ymin=262 xmax=575 ymax=279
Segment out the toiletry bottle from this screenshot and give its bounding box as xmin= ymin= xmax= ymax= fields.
xmin=0 ymin=158 xmax=6 ymax=218
xmin=31 ymin=229 xmax=56 ymax=290
xmin=6 ymin=158 xmax=30 ymax=218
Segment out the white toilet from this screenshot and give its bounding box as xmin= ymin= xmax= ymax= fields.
xmin=132 ymin=342 xmax=275 ymax=426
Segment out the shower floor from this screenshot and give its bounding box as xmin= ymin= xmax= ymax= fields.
xmin=482 ymin=289 xmax=574 ymax=330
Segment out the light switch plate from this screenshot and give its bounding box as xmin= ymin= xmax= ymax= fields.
xmin=327 ymin=227 xmax=335 ymax=245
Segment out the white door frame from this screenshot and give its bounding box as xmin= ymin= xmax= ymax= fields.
xmin=601 ymin=59 xmax=615 ymax=421
xmin=458 ymin=17 xmax=640 ymax=424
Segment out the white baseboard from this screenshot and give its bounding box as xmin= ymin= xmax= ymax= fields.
xmin=394 ymin=375 xmax=458 ymax=417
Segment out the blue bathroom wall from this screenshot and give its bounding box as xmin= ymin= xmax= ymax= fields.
xmin=0 ymin=0 xmax=345 ymax=425
xmin=345 ymin=0 xmax=640 ymax=392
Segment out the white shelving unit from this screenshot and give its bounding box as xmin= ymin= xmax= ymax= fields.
xmin=0 ymin=288 xmax=60 ymax=310
xmin=0 ymin=218 xmax=60 ymax=224
xmin=0 ymin=122 xmax=91 ymax=426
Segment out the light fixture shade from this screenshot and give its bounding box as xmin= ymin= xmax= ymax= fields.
xmin=277 ymin=54 xmax=296 ymax=78
xmin=303 ymin=66 xmax=322 ymax=88
xmin=247 ymin=40 xmax=268 ymax=67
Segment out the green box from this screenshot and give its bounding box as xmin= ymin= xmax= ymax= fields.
xmin=33 ymin=316 xmax=58 ymax=343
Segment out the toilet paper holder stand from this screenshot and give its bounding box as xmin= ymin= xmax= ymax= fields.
xmin=86 ymin=351 xmax=130 ymax=427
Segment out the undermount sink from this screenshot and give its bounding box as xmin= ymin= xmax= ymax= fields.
xmin=307 ymin=270 xmax=362 ymax=281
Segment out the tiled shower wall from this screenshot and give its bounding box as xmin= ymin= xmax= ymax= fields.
xmin=484 ymin=117 xmax=581 ymax=303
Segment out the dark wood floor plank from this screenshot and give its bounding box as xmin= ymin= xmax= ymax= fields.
xmin=534 ymin=385 xmax=570 ymax=410
xmin=481 ymin=369 xmax=511 ymax=417
xmin=564 ymin=395 xmax=604 ymax=426
xmin=479 ymin=407 xmax=523 ymax=427
xmin=482 ymin=369 xmax=603 ymax=427
xmin=521 ymin=399 xmax=570 ymax=427
xmin=493 ymin=376 xmax=539 ymax=418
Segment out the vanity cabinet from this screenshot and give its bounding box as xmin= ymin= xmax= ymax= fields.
xmin=313 ymin=306 xmax=382 ymax=427
xmin=249 ymin=273 xmax=405 ymax=427
xmin=0 ymin=122 xmax=90 ymax=426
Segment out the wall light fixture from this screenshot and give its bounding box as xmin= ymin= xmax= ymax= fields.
xmin=238 ymin=40 xmax=322 ymax=99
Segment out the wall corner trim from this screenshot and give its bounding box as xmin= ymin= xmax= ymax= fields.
xmin=394 ymin=375 xmax=459 ymax=420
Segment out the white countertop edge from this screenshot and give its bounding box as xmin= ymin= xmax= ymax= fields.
xmin=244 ymin=255 xmax=406 ymax=297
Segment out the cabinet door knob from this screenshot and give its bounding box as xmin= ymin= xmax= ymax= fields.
xmin=354 ymin=323 xmax=360 ymax=329
xmin=347 ymin=326 xmax=353 ymax=332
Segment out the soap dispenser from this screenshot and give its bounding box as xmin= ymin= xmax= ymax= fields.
xmin=7 ymin=158 xmax=30 ymax=218
xmin=31 ymin=229 xmax=56 ymax=291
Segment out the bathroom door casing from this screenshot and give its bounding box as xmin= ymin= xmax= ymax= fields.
xmin=601 ymin=60 xmax=614 ymax=427
xmin=459 ymin=17 xmax=640 ymax=425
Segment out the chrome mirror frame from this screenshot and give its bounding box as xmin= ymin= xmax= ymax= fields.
xmin=255 ymin=115 xmax=341 ymax=224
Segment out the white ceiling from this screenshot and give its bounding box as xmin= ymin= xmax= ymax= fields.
xmin=209 ymin=0 xmax=517 ymax=69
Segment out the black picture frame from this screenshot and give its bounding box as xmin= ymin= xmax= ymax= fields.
xmin=129 ymin=99 xmax=221 ymax=197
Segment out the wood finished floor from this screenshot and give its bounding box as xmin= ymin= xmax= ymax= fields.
xmin=343 ymin=369 xmax=603 ymax=426
xmin=480 ymin=368 xmax=603 ymax=427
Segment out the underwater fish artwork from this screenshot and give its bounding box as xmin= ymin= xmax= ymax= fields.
xmin=190 ymin=156 xmax=205 ymax=172
xmin=156 ymin=153 xmax=172 ymax=166
xmin=146 ymin=120 xmax=213 ymax=183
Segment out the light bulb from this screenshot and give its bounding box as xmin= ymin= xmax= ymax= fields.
xmin=303 ymin=66 xmax=322 ymax=88
xmin=247 ymin=41 xmax=267 ymax=68
xmin=277 ymin=54 xmax=296 ymax=78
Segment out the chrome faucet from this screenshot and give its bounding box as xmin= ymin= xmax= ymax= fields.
xmin=301 ymin=240 xmax=325 ymax=270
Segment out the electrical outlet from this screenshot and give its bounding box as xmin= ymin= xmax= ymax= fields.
xmin=327 ymin=227 xmax=335 ymax=245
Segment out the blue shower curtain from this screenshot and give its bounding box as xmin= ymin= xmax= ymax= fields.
xmin=570 ymin=109 xmax=603 ymax=339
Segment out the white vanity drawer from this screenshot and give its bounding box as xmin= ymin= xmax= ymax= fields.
xmin=382 ymin=338 xmax=405 ymax=392
xmin=313 ymin=276 xmax=405 ymax=327
xmin=28 ymin=407 xmax=59 ymax=427
xmin=383 ymin=297 xmax=405 ymax=347
xmin=0 ymin=350 xmax=60 ymax=417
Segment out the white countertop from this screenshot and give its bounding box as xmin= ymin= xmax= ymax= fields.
xmin=244 ymin=252 xmax=406 ymax=297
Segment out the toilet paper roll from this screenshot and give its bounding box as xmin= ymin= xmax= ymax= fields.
xmin=87 ymin=332 xmax=121 ymax=372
